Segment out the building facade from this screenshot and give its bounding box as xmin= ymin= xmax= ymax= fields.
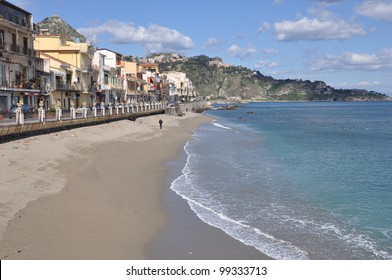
xmin=93 ymin=49 xmax=125 ymax=105
xmin=121 ymin=60 xmax=145 ymax=103
xmin=34 ymin=34 xmax=94 ymax=109
xmin=0 ymin=0 xmax=45 ymax=113
xmin=0 ymin=0 xmax=195 ymax=115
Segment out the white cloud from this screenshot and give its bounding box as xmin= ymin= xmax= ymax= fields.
xmin=333 ymin=80 xmax=381 ymax=90
xmin=356 ymin=0 xmax=392 ymax=21
xmin=316 ymin=0 xmax=344 ymax=4
xmin=358 ymin=81 xmax=380 ymax=86
xmin=257 ymin=22 xmax=270 ymax=33
xmin=78 ymin=20 xmax=194 ymax=54
xmin=202 ymin=37 xmax=223 ymax=50
xmin=310 ymin=48 xmax=392 ymax=71
xmin=226 ymin=44 xmax=258 ymax=60
xmin=273 ymin=0 xmax=285 ymax=5
xmin=262 ymin=48 xmax=279 ymax=56
xmin=254 ymin=60 xmax=279 ymax=69
xmin=274 ymin=17 xmax=366 ymax=41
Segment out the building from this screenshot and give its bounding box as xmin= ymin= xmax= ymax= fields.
xmin=0 ymin=0 xmax=44 ymax=113
xmin=34 ymin=34 xmax=95 ymax=109
xmin=121 ymin=60 xmax=145 ymax=103
xmin=160 ymin=71 xmax=187 ymax=102
xmin=0 ymin=1 xmax=194 ymax=114
xmin=91 ymin=51 xmax=105 ymax=104
xmin=183 ymin=77 xmax=195 ymax=102
xmin=93 ymin=49 xmax=125 ymax=105
xmin=140 ymin=63 xmax=160 ymax=102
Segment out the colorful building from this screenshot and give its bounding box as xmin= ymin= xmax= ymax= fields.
xmin=34 ymin=34 xmax=94 ymax=109
xmin=121 ymin=60 xmax=145 ymax=103
xmin=0 ymin=0 xmax=195 ymax=114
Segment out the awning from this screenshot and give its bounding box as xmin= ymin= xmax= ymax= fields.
xmin=12 ymin=88 xmax=41 ymax=94
xmin=23 ymin=92 xmax=41 ymax=96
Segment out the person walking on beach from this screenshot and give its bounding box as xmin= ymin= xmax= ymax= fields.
xmin=159 ymin=119 xmax=163 ymax=129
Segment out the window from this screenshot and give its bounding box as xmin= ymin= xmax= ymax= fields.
xmin=11 ymin=33 xmax=17 ymax=52
xmin=0 ymin=30 xmax=4 ymax=46
xmin=0 ymin=64 xmax=6 ymax=87
xmin=15 ymin=71 xmax=21 ymax=86
xmin=23 ymin=37 xmax=28 ymax=55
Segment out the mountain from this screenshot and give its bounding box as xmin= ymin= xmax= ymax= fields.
xmin=37 ymin=15 xmax=86 ymax=43
xmin=147 ymin=53 xmax=390 ymax=102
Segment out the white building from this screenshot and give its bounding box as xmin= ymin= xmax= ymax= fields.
xmin=92 ymin=48 xmax=125 ymax=104
xmin=161 ymin=71 xmax=194 ymax=102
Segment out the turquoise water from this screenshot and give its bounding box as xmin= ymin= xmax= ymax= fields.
xmin=171 ymin=102 xmax=392 ymax=259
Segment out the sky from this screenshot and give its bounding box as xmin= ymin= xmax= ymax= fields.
xmin=10 ymin=0 xmax=392 ymax=95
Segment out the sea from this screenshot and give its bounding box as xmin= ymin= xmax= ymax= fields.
xmin=170 ymin=102 xmax=392 ymax=260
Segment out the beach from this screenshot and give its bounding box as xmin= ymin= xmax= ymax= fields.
xmin=0 ymin=112 xmax=269 ymax=260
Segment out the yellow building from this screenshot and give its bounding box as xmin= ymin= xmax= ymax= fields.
xmin=121 ymin=60 xmax=145 ymax=102
xmin=34 ymin=34 xmax=94 ymax=108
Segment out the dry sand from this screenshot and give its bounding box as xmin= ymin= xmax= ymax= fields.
xmin=0 ymin=112 xmax=270 ymax=260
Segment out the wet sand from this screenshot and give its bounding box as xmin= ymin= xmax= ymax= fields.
xmin=0 ymin=112 xmax=270 ymax=259
xmin=149 ymin=150 xmax=272 ymax=259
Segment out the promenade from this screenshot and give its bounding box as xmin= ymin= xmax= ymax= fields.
xmin=0 ymin=102 xmax=166 ymax=142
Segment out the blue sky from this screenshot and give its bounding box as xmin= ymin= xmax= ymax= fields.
xmin=11 ymin=0 xmax=392 ymax=95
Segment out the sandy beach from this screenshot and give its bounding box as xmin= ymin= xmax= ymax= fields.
xmin=0 ymin=112 xmax=270 ymax=260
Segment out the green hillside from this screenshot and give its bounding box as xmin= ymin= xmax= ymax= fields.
xmin=153 ymin=54 xmax=390 ymax=102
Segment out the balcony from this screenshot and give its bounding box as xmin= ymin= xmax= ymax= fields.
xmin=0 ymin=78 xmax=44 ymax=94
xmin=54 ymin=81 xmax=71 ymax=90
xmin=1 ymin=41 xmax=35 ymax=56
xmin=1 ymin=13 xmax=28 ymax=29
xmin=102 ymin=65 xmax=111 ymax=72
xmin=87 ymin=46 xmax=95 ymax=56
xmin=81 ymin=66 xmax=93 ymax=74
xmin=35 ymin=58 xmax=50 ymax=73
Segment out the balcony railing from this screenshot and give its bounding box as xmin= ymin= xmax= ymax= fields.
xmin=35 ymin=59 xmax=50 ymax=73
xmin=0 ymin=41 xmax=35 ymax=56
xmin=1 ymin=79 xmax=19 ymax=88
xmin=1 ymin=12 xmax=28 ymax=28
xmin=0 ymin=79 xmax=42 ymax=90
xmin=81 ymin=66 xmax=93 ymax=74
xmin=54 ymin=81 xmax=71 ymax=90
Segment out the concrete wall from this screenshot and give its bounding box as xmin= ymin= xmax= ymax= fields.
xmin=165 ymin=101 xmax=209 ymax=116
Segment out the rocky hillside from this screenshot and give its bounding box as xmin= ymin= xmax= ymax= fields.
xmin=150 ymin=53 xmax=390 ymax=102
xmin=37 ymin=15 xmax=86 ymax=43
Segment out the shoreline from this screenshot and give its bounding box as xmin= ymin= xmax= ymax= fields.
xmin=149 ymin=148 xmax=272 ymax=259
xmin=0 ymin=112 xmax=270 ymax=259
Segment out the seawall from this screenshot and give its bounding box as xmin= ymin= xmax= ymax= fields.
xmin=0 ymin=101 xmax=210 ymax=143
xmin=0 ymin=109 xmax=164 ymax=143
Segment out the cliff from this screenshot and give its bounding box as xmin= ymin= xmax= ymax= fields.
xmin=37 ymin=15 xmax=86 ymax=43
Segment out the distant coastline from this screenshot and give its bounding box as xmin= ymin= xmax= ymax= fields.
xmin=150 ymin=54 xmax=392 ymax=102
